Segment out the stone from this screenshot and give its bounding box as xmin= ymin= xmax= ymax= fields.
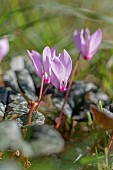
xmin=10 ymin=56 xmax=25 ymax=71
xmin=15 ymin=69 xmax=37 ymax=100
xmin=67 ymin=81 xmax=97 ymax=110
xmin=0 ymin=120 xmax=33 ymax=157
xmin=53 ymin=97 xmax=72 ymax=118
xmin=103 ymin=108 xmax=113 ymax=119
xmin=0 ymin=160 xmax=22 ymax=170
xmin=0 ymin=87 xmax=9 ymax=105
xmin=88 ymin=92 xmax=110 ymax=106
xmin=27 ymin=124 xmax=64 ymax=156
xmin=4 ymin=70 xmax=20 ymax=92
xmin=109 ymin=104 xmax=113 ymax=112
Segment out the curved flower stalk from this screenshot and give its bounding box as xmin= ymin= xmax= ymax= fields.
xmin=0 ymin=37 xmax=9 ymax=62
xmin=28 ymin=47 xmax=72 ymax=92
xmin=73 ymin=28 xmax=102 ymax=60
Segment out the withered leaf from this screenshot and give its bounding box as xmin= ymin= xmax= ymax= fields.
xmin=90 ymin=105 xmax=113 ymax=130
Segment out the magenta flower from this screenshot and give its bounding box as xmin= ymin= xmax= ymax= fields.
xmin=27 ymin=46 xmax=72 ymax=92
xmin=73 ymin=28 xmax=102 ymax=60
xmin=0 ymin=37 xmax=9 ymax=61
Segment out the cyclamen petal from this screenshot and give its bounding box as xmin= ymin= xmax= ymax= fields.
xmin=73 ymin=30 xmax=81 ymax=52
xmin=51 ymin=46 xmax=58 ymax=59
xmin=42 ymin=46 xmax=52 ymax=77
xmin=85 ymin=28 xmax=90 ymax=45
xmin=50 ymin=69 xmax=60 ymax=90
xmin=89 ymin=29 xmax=102 ymax=57
xmin=0 ymin=38 xmax=9 ymax=61
xmin=59 ymin=50 xmax=72 ymax=81
xmin=51 ymin=57 xmax=65 ymax=84
xmin=27 ymin=50 xmax=43 ymax=78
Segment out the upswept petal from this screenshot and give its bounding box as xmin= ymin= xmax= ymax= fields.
xmin=89 ymin=29 xmax=102 ymax=56
xmin=0 ymin=38 xmax=9 ymax=61
xmin=80 ymin=29 xmax=85 ymax=45
xmin=27 ymin=50 xmax=42 ymax=78
xmin=50 ymin=69 xmax=60 ymax=89
xmin=51 ymin=57 xmax=65 ymax=86
xmin=85 ymin=28 xmax=90 ymax=45
xmin=73 ymin=30 xmax=81 ymax=52
xmin=42 ymin=46 xmax=52 ymax=76
xmin=59 ymin=50 xmax=72 ymax=81
xmin=51 ymin=46 xmax=58 ymax=59
xmin=80 ymin=29 xmax=87 ymax=57
xmin=42 ymin=46 xmax=51 ymax=62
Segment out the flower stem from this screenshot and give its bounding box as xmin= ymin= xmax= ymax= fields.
xmin=56 ymin=53 xmax=81 ymax=129
xmin=35 ymin=84 xmax=50 ymax=111
xmin=28 ymin=74 xmax=45 ymax=126
xmin=108 ymin=130 xmax=113 ymax=151
xmin=38 ymin=74 xmax=45 ymax=101
xmin=10 ymin=151 xmax=17 ymax=159
xmin=28 ymin=102 xmax=36 ymax=126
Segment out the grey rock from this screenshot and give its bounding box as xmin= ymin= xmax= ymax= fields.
xmin=10 ymin=56 xmax=25 ymax=71
xmin=72 ymin=110 xmax=91 ymax=122
xmin=28 ymin=124 xmax=65 ymax=156
xmin=103 ymin=108 xmax=113 ymax=119
xmin=0 ymin=87 xmax=9 ymax=105
xmin=53 ymin=97 xmax=72 ymax=118
xmin=4 ymin=70 xmax=20 ymax=92
xmin=29 ymin=72 xmax=41 ymax=93
xmin=24 ymin=57 xmax=35 ymax=74
xmin=109 ymin=103 xmax=113 ymax=112
xmin=68 ymin=81 xmax=97 ymax=108
xmin=16 ymin=69 xmax=37 ymax=100
xmin=0 ymin=120 xmax=33 ymax=157
xmin=0 ymin=160 xmax=22 ymax=170
xmin=88 ymin=92 xmax=110 ymax=106
xmin=84 ymin=82 xmax=97 ymax=93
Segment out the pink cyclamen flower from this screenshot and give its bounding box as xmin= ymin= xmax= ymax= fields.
xmin=0 ymin=38 xmax=9 ymax=61
xmin=73 ymin=28 xmax=102 ymax=60
xmin=27 ymin=46 xmax=72 ymax=92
